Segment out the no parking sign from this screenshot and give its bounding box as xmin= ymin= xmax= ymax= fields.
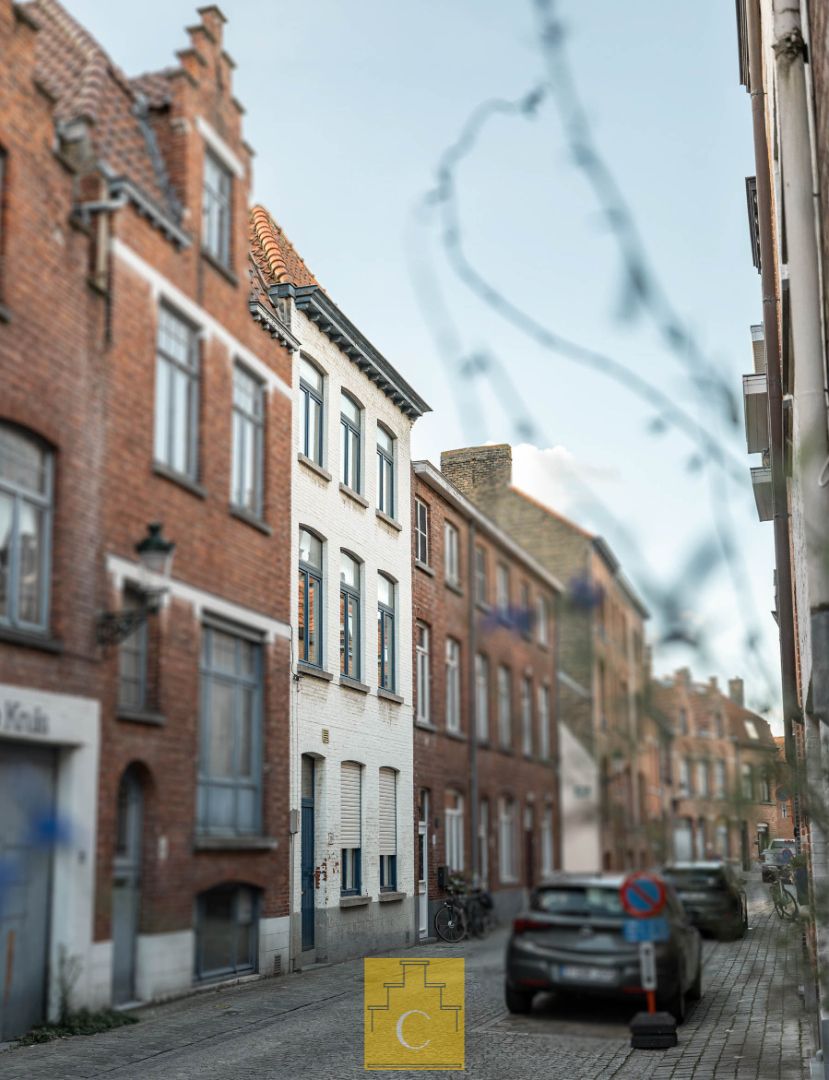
xmin=620 ymin=872 xmax=667 ymax=919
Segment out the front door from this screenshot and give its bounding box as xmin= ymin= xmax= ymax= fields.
xmin=301 ymin=797 xmax=315 ymax=951
xmin=417 ymin=818 xmax=428 ymax=939
xmin=0 ymin=743 xmax=55 ymax=1041
xmin=112 ymin=768 xmax=142 ymax=1005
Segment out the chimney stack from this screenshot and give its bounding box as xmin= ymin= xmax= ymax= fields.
xmin=674 ymin=667 xmax=691 ymax=687
xmin=728 ymin=677 xmax=744 ymax=707
xmin=440 ymin=444 xmax=512 ymax=501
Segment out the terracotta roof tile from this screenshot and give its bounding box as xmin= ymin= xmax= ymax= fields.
xmin=23 ymin=0 xmax=181 ymax=224
xmin=249 ymin=205 xmax=319 ymax=289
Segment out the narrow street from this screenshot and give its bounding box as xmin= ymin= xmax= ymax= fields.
xmin=0 ymin=881 xmax=813 ymax=1080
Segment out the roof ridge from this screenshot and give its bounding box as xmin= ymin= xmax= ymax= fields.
xmin=507 ymin=484 xmax=596 ymax=540
xmin=249 ymin=204 xmax=319 ymax=289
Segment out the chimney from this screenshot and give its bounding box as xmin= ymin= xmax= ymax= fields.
xmin=674 ymin=667 xmax=691 ymax=687
xmin=440 ymin=444 xmax=512 ymax=502
xmin=728 ymin=677 xmax=744 ymax=707
xmin=708 ymin=675 xmax=718 ymax=693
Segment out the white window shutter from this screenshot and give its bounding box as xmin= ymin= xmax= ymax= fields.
xmin=341 ymin=762 xmax=362 ymax=848
xmin=379 ymin=768 xmax=397 ymax=856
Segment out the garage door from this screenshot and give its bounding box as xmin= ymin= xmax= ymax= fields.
xmin=0 ymin=742 xmax=55 ymax=1041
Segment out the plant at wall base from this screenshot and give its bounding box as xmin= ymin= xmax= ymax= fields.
xmin=57 ymin=946 xmax=82 ymax=1025
xmin=15 ymin=1009 xmax=138 ymax=1046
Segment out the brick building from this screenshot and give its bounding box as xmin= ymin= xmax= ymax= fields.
xmin=249 ymin=208 xmax=430 ymax=965
xmin=651 ymin=671 xmax=780 ymax=868
xmin=0 ymin=1 xmax=293 ymax=1036
xmin=440 ymin=443 xmax=652 ymax=871
xmin=411 ymin=460 xmax=561 ymax=930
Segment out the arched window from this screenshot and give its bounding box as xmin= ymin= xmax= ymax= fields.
xmin=298 ymin=528 xmax=324 ymax=666
xmin=0 ymin=423 xmax=53 ymax=631
xmin=340 ymin=551 xmax=361 ymax=679
xmin=340 ymin=392 xmax=361 ymax=492
xmin=299 ymin=358 xmax=324 ymax=465
xmin=377 ymin=573 xmax=395 ymax=691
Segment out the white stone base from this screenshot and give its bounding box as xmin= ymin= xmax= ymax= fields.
xmin=135 ymin=930 xmax=194 ymax=1002
xmin=258 ymin=915 xmax=291 ymax=977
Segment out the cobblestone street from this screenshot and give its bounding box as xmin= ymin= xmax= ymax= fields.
xmin=0 ymin=880 xmax=814 ymax=1080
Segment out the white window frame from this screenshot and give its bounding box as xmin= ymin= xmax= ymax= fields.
xmin=498 ymin=797 xmax=518 ymax=883
xmin=446 ymin=637 xmax=461 ymax=733
xmin=536 ymin=594 xmax=549 ymax=646
xmin=415 ymin=499 xmax=429 ymax=565
xmin=538 ymin=683 xmax=551 ymax=760
xmin=475 ymin=653 xmax=489 ymax=742
xmin=444 ymin=521 xmax=460 ymax=587
xmin=416 ymin=622 xmax=430 ymax=724
xmin=154 ymin=305 xmax=200 ymax=481
xmin=497 ymin=665 xmax=512 ymax=748
xmin=496 ymin=563 xmax=510 ymax=615
xmin=445 ymin=790 xmax=465 ymax=872
xmin=202 ymin=149 xmax=232 ymax=268
xmin=231 ymin=362 xmax=265 ymax=518
xmin=521 ymin=675 xmax=533 ymax=756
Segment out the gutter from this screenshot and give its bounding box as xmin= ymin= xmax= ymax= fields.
xmin=745 ymin=0 xmax=800 ymax=761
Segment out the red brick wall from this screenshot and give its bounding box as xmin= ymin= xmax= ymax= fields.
xmin=412 ymin=469 xmax=560 ymax=901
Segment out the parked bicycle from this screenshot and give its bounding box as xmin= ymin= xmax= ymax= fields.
xmin=767 ymin=864 xmax=799 ymax=921
xmin=434 ymin=876 xmax=496 ymax=943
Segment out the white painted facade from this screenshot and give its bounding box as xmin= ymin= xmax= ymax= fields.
xmin=288 ymin=303 xmax=425 ymax=964
xmin=558 ymin=721 xmax=601 ymax=872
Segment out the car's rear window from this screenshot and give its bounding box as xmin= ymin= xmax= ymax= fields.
xmin=770 ymin=840 xmax=793 ymax=850
xmin=664 ymin=869 xmax=725 ymax=890
xmin=533 ymin=887 xmax=624 ymax=918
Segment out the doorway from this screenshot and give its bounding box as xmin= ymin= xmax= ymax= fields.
xmin=417 ymin=790 xmax=429 ymax=939
xmin=112 ymin=766 xmax=143 ymax=1005
xmin=300 ymin=756 xmax=315 ymax=953
xmin=0 ymin=743 xmax=55 ymax=1040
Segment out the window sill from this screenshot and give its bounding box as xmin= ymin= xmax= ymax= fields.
xmin=339 ymin=483 xmax=369 ymax=508
xmin=194 ymin=835 xmax=278 ymax=852
xmin=445 ymin=729 xmax=467 ymax=742
xmin=415 ymin=560 xmax=434 ymax=577
xmin=117 ymin=708 xmax=165 ymax=727
xmin=298 ymin=662 xmax=334 ymax=682
xmin=229 ymin=505 xmax=272 ymax=535
xmin=0 ymin=302 xmax=10 ymax=324
xmin=377 ymin=688 xmax=404 ymax=705
xmin=0 ymin=625 xmax=63 ymax=654
xmin=475 ymin=601 xmax=492 ymax=613
xmin=201 ymin=248 xmax=239 ymax=286
xmin=498 ymin=745 xmax=515 ymax=755
xmin=375 ymin=509 xmax=402 ymax=532
xmin=340 ymin=894 xmax=370 ymax=908
xmin=378 ymin=891 xmax=406 ymax=903
xmin=415 ymin=720 xmax=438 ymax=732
xmin=340 ymin=675 xmax=370 ymax=694
xmin=445 ymin=581 xmax=463 ymax=597
xmin=298 ymin=453 xmax=331 ymax=483
xmin=153 ymin=461 xmax=207 ymax=499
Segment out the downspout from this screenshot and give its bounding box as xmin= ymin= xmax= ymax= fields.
xmin=468 ymin=521 xmax=479 ymax=885
xmin=553 ymin=589 xmax=564 ymax=870
xmin=773 ymin=0 xmax=829 ymax=713
xmin=746 ymin=0 xmax=799 ymax=763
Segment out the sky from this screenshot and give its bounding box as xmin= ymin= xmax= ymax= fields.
xmin=63 ymin=0 xmax=780 ymax=725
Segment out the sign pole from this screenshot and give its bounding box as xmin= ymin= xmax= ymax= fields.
xmin=638 ymin=940 xmax=657 ymax=1013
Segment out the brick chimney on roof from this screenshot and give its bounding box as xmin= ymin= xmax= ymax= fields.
xmin=674 ymin=667 xmax=691 ymax=687
xmin=728 ymin=677 xmax=744 ymax=707
xmin=440 ymin=444 xmax=512 ymax=500
xmin=708 ymin=675 xmax=719 ymax=693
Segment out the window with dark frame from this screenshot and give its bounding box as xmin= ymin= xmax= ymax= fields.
xmin=232 ymin=364 xmax=265 ymax=517
xmin=377 ymin=573 xmax=396 ymax=691
xmin=341 ymin=761 xmax=362 ymax=895
xmin=298 ymin=529 xmax=323 ymax=666
xmin=154 ymin=306 xmax=200 ymax=481
xmin=202 ymin=150 xmax=232 ymax=268
xmin=118 ymin=587 xmax=148 ymax=711
xmin=414 ymin=499 xmax=429 ymax=564
xmin=340 ymin=551 xmax=361 ymax=679
xmin=197 ymin=624 xmax=263 ymax=835
xmin=0 ymin=423 xmax=53 ymax=633
xmin=340 ymin=392 xmax=361 ymax=491
xmin=379 ymin=767 xmax=397 ymax=891
xmin=376 ymin=426 xmax=395 ymax=517
xmin=300 ymin=358 xmax=324 ymax=466
xmin=195 ymin=884 xmax=258 ymax=981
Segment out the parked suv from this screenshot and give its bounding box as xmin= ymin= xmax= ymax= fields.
xmin=760 ymin=839 xmax=796 ymax=882
xmin=505 ymin=874 xmax=703 ymax=1023
xmin=661 ymin=862 xmax=747 ymax=940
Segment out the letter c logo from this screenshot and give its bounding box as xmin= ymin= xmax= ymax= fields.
xmin=396 ymin=1009 xmax=431 ymax=1050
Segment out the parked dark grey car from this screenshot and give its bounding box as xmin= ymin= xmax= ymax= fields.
xmin=661 ymin=861 xmax=748 ymax=940
xmin=505 ymin=874 xmax=703 ymax=1023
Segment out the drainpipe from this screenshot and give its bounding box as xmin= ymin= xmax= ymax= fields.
xmin=468 ymin=521 xmax=479 ymax=886
xmin=746 ymin=0 xmax=800 ymax=762
xmin=553 ymin=589 xmax=564 ymax=870
xmin=773 ymin=0 xmax=829 ymax=713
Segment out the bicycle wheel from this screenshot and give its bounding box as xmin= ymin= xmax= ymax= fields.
xmin=435 ymin=903 xmax=467 ymax=943
xmin=779 ymin=888 xmax=799 ymax=921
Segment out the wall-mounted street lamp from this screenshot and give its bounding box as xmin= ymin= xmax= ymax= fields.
xmin=97 ymin=523 xmax=176 ymax=646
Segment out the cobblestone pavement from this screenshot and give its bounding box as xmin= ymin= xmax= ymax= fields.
xmin=0 ymin=879 xmax=814 ymax=1079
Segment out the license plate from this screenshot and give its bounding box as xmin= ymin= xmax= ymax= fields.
xmin=557 ymin=964 xmax=617 ymax=985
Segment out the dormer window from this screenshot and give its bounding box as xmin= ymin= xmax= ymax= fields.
xmin=202 ymin=150 xmax=232 ymax=268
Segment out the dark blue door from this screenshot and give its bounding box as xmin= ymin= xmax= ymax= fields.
xmin=301 ymin=797 xmax=315 ymax=951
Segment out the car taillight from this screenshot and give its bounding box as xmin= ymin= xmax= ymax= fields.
xmin=512 ymin=917 xmax=548 ymax=935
